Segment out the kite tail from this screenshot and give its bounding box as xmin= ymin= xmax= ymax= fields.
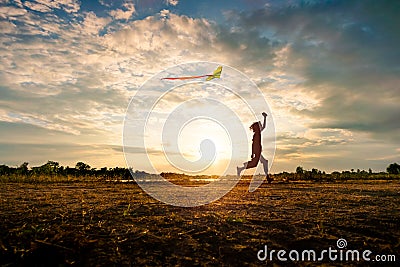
xmin=161 ymin=74 xmax=212 ymax=80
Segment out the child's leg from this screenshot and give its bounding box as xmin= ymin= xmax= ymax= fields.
xmin=245 ymin=154 xmax=260 ymax=169
xmin=259 ymin=155 xmax=268 ymax=176
xmin=237 ymin=154 xmax=260 ymax=176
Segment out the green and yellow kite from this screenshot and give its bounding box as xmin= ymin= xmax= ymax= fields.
xmin=162 ymin=66 xmax=222 ymax=81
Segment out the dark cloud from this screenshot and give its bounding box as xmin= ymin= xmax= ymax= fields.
xmin=232 ymin=1 xmax=400 ymax=143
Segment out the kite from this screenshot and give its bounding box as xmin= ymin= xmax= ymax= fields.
xmin=162 ymin=66 xmax=222 ymax=81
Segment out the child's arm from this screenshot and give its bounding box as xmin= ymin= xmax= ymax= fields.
xmin=260 ymin=112 xmax=267 ymax=131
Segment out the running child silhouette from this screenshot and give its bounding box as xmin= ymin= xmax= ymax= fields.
xmin=237 ymin=112 xmax=271 ymax=182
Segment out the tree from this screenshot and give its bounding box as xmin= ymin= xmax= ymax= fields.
xmin=75 ymin=162 xmax=91 ymax=173
xmin=387 ymin=163 xmax=400 ymax=174
xmin=18 ymin=162 xmax=29 ymax=175
xmin=296 ymin=166 xmax=304 ymax=174
xmin=46 ymin=161 xmax=60 ymax=173
xmin=31 ymin=161 xmax=60 ymax=175
xmin=0 ymin=165 xmax=10 ymax=176
xmin=295 ymin=166 xmax=304 ymax=180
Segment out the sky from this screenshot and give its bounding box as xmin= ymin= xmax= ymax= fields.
xmin=0 ymin=0 xmax=399 ymax=174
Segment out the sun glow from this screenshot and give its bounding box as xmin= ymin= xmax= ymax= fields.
xmin=177 ymin=118 xmax=232 ymax=173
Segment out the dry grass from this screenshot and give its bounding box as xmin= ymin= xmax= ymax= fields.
xmin=0 ymin=179 xmax=399 ymax=266
xmin=0 ymin=174 xmax=102 ymax=183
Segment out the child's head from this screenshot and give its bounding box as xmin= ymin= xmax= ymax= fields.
xmin=250 ymin=121 xmax=261 ymax=133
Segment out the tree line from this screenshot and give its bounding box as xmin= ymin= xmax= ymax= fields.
xmin=0 ymin=161 xmax=399 ymax=182
xmin=0 ymin=161 xmax=150 ymax=180
xmin=273 ymin=163 xmax=400 ymax=182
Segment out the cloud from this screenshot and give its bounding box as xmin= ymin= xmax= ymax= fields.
xmin=0 ymin=108 xmax=80 ymax=135
xmin=0 ymin=142 xmax=123 ymax=168
xmin=1 ymin=8 xmax=222 ymax=166
xmin=0 ymin=119 xmax=128 ymax=168
xmin=0 ymin=7 xmax=131 ymax=147
xmin=23 ymin=0 xmax=81 ymax=14
xmin=233 ymin=1 xmax=400 ymax=144
xmin=0 ymin=19 xmax=16 ymax=33
xmin=165 ymin=0 xmax=179 ymax=6
xmin=98 ymin=0 xmax=110 ymax=7
xmin=100 ymin=10 xmax=223 ymax=76
xmin=109 ymin=2 xmax=136 ymax=20
xmin=276 ymin=128 xmax=353 ymax=160
xmin=79 ymin=11 xmax=112 ymax=35
xmin=0 ymin=5 xmax=27 ymax=18
xmin=23 ymin=1 xmax=52 ymax=13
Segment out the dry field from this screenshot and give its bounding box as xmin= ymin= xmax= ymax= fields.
xmin=1 ymin=179 xmax=399 ymax=266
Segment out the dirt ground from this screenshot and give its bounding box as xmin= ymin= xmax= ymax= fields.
xmin=1 ymin=179 xmax=399 ymax=266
